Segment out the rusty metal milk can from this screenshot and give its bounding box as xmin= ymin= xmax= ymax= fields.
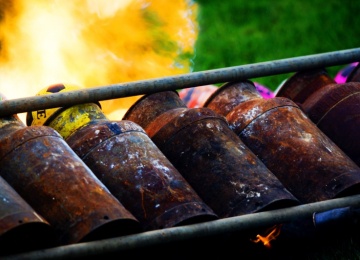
xmin=204 ymin=80 xmax=360 ymax=203
xmin=27 ymin=84 xmax=218 ymax=231
xmin=123 ymin=90 xmax=300 ymax=218
xmin=0 ymin=112 xmax=140 ymax=246
xmin=276 ymin=68 xmax=360 ymax=166
xmin=0 ymin=174 xmax=55 ymax=256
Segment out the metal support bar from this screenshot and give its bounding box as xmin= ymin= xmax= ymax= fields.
xmin=0 ymin=48 xmax=359 ymax=117
xmin=4 ymin=194 xmax=360 ymax=260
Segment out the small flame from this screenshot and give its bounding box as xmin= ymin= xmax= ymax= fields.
xmin=0 ymin=0 xmax=199 ymax=123
xmin=251 ymin=224 xmax=282 ymax=249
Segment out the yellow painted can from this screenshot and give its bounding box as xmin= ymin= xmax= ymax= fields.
xmin=27 ymin=84 xmax=105 ymax=139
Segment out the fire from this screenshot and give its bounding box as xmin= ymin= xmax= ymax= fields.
xmin=251 ymin=224 xmax=282 ymax=249
xmin=0 ymin=0 xmax=198 ymax=123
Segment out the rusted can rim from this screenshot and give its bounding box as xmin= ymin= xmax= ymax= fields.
xmin=0 ymin=126 xmax=61 ymax=160
xmin=150 ymin=107 xmax=228 ymax=148
xmin=275 ymin=69 xmax=334 ymax=103
xmin=303 ymin=82 xmax=360 ymax=124
xmin=226 ymin=97 xmax=299 ymax=134
xmin=203 ymin=80 xmax=257 ymax=113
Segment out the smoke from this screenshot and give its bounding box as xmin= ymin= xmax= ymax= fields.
xmin=0 ymin=0 xmax=198 ymax=121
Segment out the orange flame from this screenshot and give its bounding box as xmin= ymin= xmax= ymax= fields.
xmin=251 ymin=224 xmax=282 ymax=249
xmin=0 ymin=0 xmax=198 ymax=123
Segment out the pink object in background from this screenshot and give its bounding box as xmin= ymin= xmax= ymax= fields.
xmin=179 ymin=85 xmax=218 ymax=108
xmin=334 ymin=62 xmax=359 ymax=83
xmin=179 ymin=82 xmax=274 ymax=108
xmin=254 ymin=82 xmax=275 ymax=99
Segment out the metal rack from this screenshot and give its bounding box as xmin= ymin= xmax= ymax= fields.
xmin=2 ymin=48 xmax=360 ymax=259
xmin=0 ymin=48 xmax=359 ymax=117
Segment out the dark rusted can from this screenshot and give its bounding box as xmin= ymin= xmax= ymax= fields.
xmin=0 ymin=175 xmax=55 ymax=255
xmin=204 ymin=80 xmax=360 ymax=203
xmin=123 ymin=90 xmax=300 ymax=218
xmin=275 ymin=69 xmax=335 ymax=105
xmin=277 ymin=69 xmax=360 ymax=166
xmin=27 ymin=84 xmax=218 ymax=231
xmin=0 ymin=114 xmax=140 ymax=246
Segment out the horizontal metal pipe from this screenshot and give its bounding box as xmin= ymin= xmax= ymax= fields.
xmin=0 ymin=48 xmax=359 ymax=117
xmin=4 ymin=194 xmax=360 ymax=260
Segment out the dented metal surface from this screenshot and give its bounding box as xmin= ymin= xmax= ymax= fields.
xmin=30 ymin=92 xmax=218 ymax=231
xmin=205 ymin=80 xmax=360 ymax=203
xmin=124 ymin=91 xmax=300 ymax=218
xmin=0 ymin=114 xmax=140 ymax=247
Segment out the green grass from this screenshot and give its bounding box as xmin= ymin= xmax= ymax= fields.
xmin=192 ymin=1 xmax=360 ymax=259
xmin=192 ymin=0 xmax=360 ymax=90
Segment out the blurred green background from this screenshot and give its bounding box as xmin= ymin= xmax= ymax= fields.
xmin=192 ymin=0 xmax=360 ymax=90
xmin=191 ymin=0 xmax=360 ymax=259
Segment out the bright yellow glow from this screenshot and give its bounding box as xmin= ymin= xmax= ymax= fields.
xmin=0 ymin=0 xmax=198 ymax=122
